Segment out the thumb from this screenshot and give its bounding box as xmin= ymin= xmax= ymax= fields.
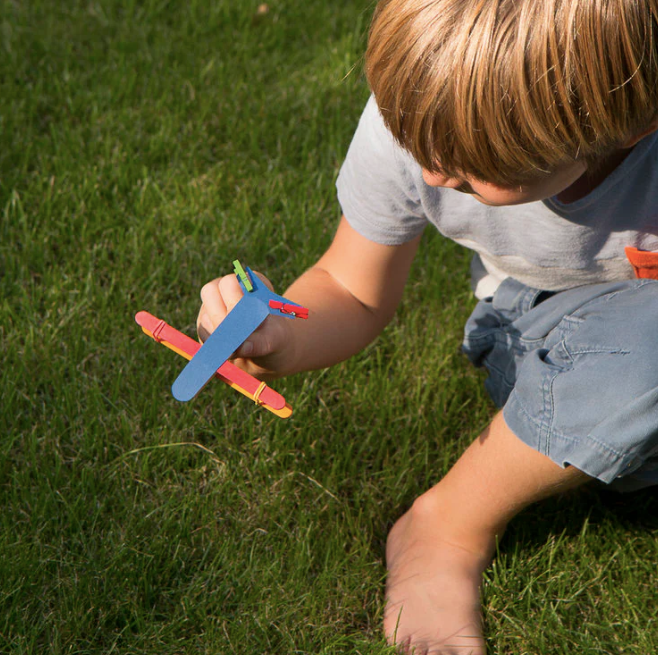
xmin=234 ymin=310 xmax=291 ymax=360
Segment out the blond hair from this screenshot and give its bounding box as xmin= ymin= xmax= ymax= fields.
xmin=366 ymin=0 xmax=658 ymax=185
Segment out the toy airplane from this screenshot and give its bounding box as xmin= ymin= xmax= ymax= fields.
xmin=135 ymin=261 xmax=308 ymax=419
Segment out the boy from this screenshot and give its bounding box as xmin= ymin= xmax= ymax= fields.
xmin=198 ymin=0 xmax=658 ymax=652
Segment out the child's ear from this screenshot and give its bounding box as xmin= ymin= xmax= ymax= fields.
xmin=621 ymin=119 xmax=658 ymax=148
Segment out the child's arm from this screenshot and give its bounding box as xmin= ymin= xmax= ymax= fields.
xmin=197 ymin=216 xmax=422 ymax=379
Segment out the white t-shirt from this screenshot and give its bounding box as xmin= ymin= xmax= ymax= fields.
xmin=336 ymin=96 xmax=658 ymax=298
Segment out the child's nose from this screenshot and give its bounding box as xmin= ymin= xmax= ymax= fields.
xmin=421 ymin=169 xmax=464 ymax=189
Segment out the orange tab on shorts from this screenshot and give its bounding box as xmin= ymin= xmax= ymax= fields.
xmin=625 ymin=247 xmax=658 ymax=280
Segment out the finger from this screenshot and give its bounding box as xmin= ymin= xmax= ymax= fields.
xmin=218 ymin=274 xmax=245 ymax=313
xmin=198 ymin=278 xmax=228 ymax=339
xmin=200 ymin=278 xmax=227 ymax=318
xmin=196 ymin=307 xmax=209 ymax=342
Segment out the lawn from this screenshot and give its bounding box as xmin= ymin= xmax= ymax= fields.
xmin=2 ymin=1 xmax=658 ymax=653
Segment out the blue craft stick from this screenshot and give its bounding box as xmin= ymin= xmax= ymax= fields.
xmin=239 ymin=266 xmax=305 ymax=319
xmin=171 ymin=294 xmax=270 ymax=402
xmin=236 ymin=266 xmax=264 ymax=296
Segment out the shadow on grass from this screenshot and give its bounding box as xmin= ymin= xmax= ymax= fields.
xmin=503 ymin=483 xmax=658 ymax=552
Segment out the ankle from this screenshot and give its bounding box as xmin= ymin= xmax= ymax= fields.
xmin=408 ymin=488 xmax=503 ymax=563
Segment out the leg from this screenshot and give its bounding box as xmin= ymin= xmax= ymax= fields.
xmin=388 ymin=278 xmax=658 ymax=652
xmin=384 ymin=411 xmax=590 ymax=654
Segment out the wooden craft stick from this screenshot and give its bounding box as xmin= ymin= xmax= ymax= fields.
xmin=135 ymin=311 xmax=292 ymax=418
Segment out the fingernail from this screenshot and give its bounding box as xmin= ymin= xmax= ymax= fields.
xmin=201 ymin=316 xmax=213 ymax=335
xmin=241 ymin=341 xmax=254 ymax=356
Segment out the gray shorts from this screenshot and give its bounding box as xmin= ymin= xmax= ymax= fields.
xmin=463 ymin=277 xmax=658 ymax=491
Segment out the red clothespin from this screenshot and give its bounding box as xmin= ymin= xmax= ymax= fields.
xmin=268 ymin=300 xmax=309 ymax=319
xmin=285 ymin=303 xmax=308 ymax=319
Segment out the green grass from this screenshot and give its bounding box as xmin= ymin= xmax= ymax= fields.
xmin=2 ymin=1 xmax=658 ymax=653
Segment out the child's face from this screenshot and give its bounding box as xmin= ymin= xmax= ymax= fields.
xmin=421 ymin=161 xmax=588 ymax=206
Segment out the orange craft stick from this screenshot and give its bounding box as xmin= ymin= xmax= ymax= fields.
xmin=135 ymin=311 xmax=292 ymax=419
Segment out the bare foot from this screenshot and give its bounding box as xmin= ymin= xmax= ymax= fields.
xmin=384 ymin=494 xmax=494 ymax=655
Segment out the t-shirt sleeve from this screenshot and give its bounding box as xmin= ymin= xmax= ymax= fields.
xmin=336 ymin=95 xmax=429 ymax=245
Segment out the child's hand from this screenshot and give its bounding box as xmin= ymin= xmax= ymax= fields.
xmin=196 ymin=271 xmax=293 ymax=378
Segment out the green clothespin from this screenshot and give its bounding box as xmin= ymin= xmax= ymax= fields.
xmin=233 ymin=259 xmax=253 ymax=292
